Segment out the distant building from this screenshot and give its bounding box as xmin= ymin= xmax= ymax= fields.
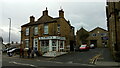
xmin=106 ymin=1 xmax=120 ymax=61
xmin=21 ymin=8 xmax=75 ymax=55
xmin=87 ymin=27 xmax=108 ymax=48
xmin=76 ymin=27 xmax=89 ymax=46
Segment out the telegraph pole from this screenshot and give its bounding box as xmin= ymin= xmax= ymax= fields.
xmin=8 ymin=18 xmax=11 ymax=44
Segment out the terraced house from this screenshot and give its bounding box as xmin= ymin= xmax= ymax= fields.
xmin=21 ymin=8 xmax=75 ymax=56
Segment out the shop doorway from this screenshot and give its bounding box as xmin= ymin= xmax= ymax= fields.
xmin=40 ymin=40 xmax=49 ymax=53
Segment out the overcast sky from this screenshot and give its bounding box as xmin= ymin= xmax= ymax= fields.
xmin=0 ymin=0 xmax=107 ymax=44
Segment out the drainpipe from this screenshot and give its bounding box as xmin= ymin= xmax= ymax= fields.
xmin=114 ymin=2 xmax=118 ymax=51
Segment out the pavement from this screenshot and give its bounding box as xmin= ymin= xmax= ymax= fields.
xmin=2 ymin=48 xmax=120 ymax=67
xmin=95 ymin=48 xmax=120 ymax=67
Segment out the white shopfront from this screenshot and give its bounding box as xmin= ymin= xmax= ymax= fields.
xmin=39 ymin=36 xmax=65 ymax=53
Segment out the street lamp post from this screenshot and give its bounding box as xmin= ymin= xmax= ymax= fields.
xmin=8 ymin=18 xmax=11 ymax=44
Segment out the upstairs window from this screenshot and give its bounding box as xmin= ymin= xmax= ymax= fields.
xmin=91 ymin=33 xmax=96 ymax=36
xmin=57 ymin=24 xmax=60 ymax=34
xmin=34 ymin=26 xmax=38 ymax=35
xmin=101 ymin=33 xmax=107 ymax=36
xmin=44 ymin=24 xmax=48 ymax=34
xmin=26 ymin=28 xmax=29 ymax=36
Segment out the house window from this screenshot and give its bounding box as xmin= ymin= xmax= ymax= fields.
xmin=91 ymin=33 xmax=96 ymax=36
xmin=101 ymin=33 xmax=107 ymax=36
xmin=25 ymin=40 xmax=29 ymax=48
xmin=34 ymin=26 xmax=38 ymax=35
xmin=57 ymin=24 xmax=60 ymax=34
xmin=44 ymin=24 xmax=48 ymax=34
xmin=26 ymin=28 xmax=29 ymax=36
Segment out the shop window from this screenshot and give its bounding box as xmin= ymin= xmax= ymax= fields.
xmin=60 ymin=41 xmax=63 ymax=48
xmin=52 ymin=40 xmax=57 ymax=46
xmin=44 ymin=24 xmax=48 ymax=34
xmin=34 ymin=26 xmax=38 ymax=35
xmin=26 ymin=28 xmax=29 ymax=36
xmin=52 ymin=47 xmax=56 ymax=51
xmin=41 ymin=40 xmax=49 ymax=46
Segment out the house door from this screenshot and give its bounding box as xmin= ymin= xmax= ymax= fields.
xmin=33 ymin=38 xmax=38 ymax=50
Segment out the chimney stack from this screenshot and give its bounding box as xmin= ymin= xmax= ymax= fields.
xmin=43 ymin=7 xmax=48 ymax=16
xmin=59 ymin=9 xmax=64 ymax=18
xmin=30 ymin=16 xmax=35 ymax=23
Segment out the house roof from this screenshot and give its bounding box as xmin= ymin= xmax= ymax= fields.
xmin=89 ymin=27 xmax=108 ymax=32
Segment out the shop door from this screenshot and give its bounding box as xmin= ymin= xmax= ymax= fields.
xmin=40 ymin=40 xmax=49 ymax=53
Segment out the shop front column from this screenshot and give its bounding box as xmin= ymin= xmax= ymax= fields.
xmin=56 ymin=40 xmax=58 ymax=51
xmin=49 ymin=40 xmax=52 ymax=51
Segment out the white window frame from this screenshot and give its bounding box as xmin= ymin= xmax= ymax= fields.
xmin=57 ymin=24 xmax=60 ymax=34
xmin=34 ymin=26 xmax=38 ymax=35
xmin=33 ymin=38 xmax=38 ymax=50
xmin=26 ymin=28 xmax=29 ymax=36
xmin=25 ymin=40 xmax=29 ymax=48
xmin=44 ymin=24 xmax=48 ymax=34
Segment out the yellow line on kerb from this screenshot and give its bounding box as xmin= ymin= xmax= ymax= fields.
xmin=89 ymin=54 xmax=101 ymax=64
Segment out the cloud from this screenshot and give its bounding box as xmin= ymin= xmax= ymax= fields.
xmin=0 ymin=1 xmax=107 ymax=43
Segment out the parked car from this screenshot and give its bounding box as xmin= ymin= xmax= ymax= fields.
xmin=7 ymin=48 xmax=20 ymax=57
xmin=79 ymin=44 xmax=89 ymax=51
xmin=2 ymin=47 xmax=16 ymax=53
xmin=90 ymin=44 xmax=95 ymax=49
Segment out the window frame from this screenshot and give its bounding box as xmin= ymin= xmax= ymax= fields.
xmin=44 ymin=24 xmax=48 ymax=34
xmin=25 ymin=27 xmax=29 ymax=36
xmin=34 ymin=26 xmax=38 ymax=35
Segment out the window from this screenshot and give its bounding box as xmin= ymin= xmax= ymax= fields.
xmin=52 ymin=40 xmax=57 ymax=51
xmin=41 ymin=40 xmax=49 ymax=46
xmin=60 ymin=41 xmax=63 ymax=48
xmin=101 ymin=33 xmax=107 ymax=36
xmin=91 ymin=33 xmax=96 ymax=36
xmin=57 ymin=24 xmax=60 ymax=34
xmin=34 ymin=26 xmax=38 ymax=35
xmin=25 ymin=40 xmax=29 ymax=48
xmin=44 ymin=24 xmax=48 ymax=34
xmin=26 ymin=28 xmax=29 ymax=35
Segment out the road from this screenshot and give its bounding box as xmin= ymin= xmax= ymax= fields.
xmin=2 ymin=48 xmax=119 ymax=68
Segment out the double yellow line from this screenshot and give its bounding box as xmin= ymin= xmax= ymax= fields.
xmin=89 ymin=54 xmax=101 ymax=64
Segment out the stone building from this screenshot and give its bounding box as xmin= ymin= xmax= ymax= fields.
xmin=21 ymin=8 xmax=75 ymax=55
xmin=106 ymin=1 xmax=120 ymax=61
xmin=87 ymin=27 xmax=108 ymax=48
xmin=76 ymin=27 xmax=89 ymax=46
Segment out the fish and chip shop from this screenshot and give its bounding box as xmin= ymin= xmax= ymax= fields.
xmin=38 ymin=36 xmax=66 ymax=53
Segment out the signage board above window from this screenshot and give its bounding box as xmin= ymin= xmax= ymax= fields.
xmin=39 ymin=36 xmax=66 ymax=40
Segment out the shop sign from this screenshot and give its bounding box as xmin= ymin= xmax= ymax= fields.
xmin=39 ymin=36 xmax=65 ymax=40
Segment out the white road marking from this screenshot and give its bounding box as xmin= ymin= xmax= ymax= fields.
xmin=9 ymin=61 xmax=36 ymax=67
